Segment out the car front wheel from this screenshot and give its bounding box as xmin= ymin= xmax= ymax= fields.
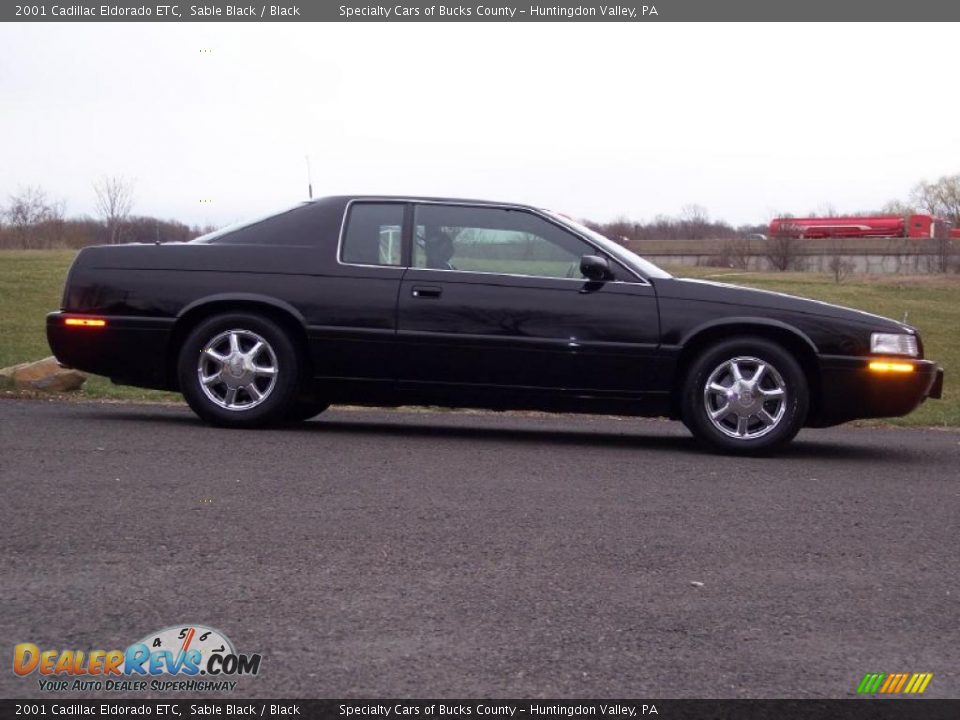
xmin=681 ymin=337 xmax=809 ymax=453
xmin=178 ymin=313 xmax=302 ymax=428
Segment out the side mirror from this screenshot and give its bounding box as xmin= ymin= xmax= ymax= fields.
xmin=580 ymin=254 xmax=612 ymax=282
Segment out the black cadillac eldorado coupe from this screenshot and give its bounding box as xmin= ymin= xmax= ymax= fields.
xmin=47 ymin=195 xmax=943 ymax=452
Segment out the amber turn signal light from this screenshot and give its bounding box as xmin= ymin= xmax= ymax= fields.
xmin=868 ymin=361 xmax=914 ymax=373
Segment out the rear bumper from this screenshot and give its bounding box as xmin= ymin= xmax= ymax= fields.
xmin=811 ymin=355 xmax=944 ymax=427
xmin=46 ymin=312 xmax=176 ymax=390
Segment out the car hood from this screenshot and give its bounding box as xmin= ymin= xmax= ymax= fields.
xmin=656 ymin=277 xmax=912 ymax=333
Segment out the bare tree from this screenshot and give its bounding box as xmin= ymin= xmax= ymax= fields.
xmin=93 ymin=175 xmax=136 ymax=244
xmin=680 ymin=204 xmax=708 ymax=223
xmin=809 ymin=202 xmax=837 ymax=218
xmin=2 ymin=186 xmax=65 ymax=248
xmin=881 ymin=199 xmax=915 ymax=217
xmin=911 ymin=176 xmax=960 ymax=274
xmin=679 ymin=203 xmax=710 ymax=239
xmin=604 ymin=215 xmax=635 ymax=245
xmin=827 ymin=241 xmax=855 ymax=283
xmin=718 ymin=237 xmax=752 ymax=270
xmin=910 ymin=175 xmax=959 ymax=272
xmin=942 ymin=178 xmax=960 ymax=225
xmin=764 ymin=215 xmax=802 ymax=271
xmin=911 ymin=175 xmax=960 ymax=224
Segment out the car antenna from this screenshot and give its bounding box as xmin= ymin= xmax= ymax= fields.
xmin=902 ymin=310 xmax=909 ymax=324
xmin=305 ymin=155 xmax=313 ymax=200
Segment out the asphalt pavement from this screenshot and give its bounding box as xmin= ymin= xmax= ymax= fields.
xmin=1 ymin=399 xmax=958 ymax=699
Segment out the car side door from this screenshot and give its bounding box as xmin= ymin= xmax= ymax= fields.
xmin=395 ymin=203 xmax=664 ymax=399
xmin=305 ymin=200 xmax=407 ymax=391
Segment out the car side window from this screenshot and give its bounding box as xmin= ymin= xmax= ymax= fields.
xmin=413 ymin=205 xmax=595 ymax=279
xmin=341 ymin=203 xmax=404 ymax=266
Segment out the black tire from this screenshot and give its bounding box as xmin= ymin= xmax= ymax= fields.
xmin=681 ymin=337 xmax=808 ymax=454
xmin=178 ymin=313 xmax=303 ymax=428
xmin=286 ymin=397 xmax=331 ymax=422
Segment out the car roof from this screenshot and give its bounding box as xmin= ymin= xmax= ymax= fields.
xmin=315 ymin=195 xmax=543 ymax=212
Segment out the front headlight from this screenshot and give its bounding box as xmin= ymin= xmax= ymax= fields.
xmin=870 ymin=332 xmax=918 ymax=357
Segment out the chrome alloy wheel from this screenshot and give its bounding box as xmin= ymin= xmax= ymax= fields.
xmin=702 ymin=356 xmax=787 ymax=440
xmin=196 ymin=329 xmax=279 ymax=411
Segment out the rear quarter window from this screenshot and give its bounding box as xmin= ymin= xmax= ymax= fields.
xmin=340 ymin=203 xmax=405 ymax=266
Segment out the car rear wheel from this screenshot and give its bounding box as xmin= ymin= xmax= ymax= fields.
xmin=178 ymin=313 xmax=302 ymax=428
xmin=681 ymin=337 xmax=808 ymax=453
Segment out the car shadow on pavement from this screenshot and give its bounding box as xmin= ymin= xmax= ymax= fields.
xmin=300 ymin=418 xmax=919 ymax=461
xmin=72 ymin=406 xmax=929 ymax=462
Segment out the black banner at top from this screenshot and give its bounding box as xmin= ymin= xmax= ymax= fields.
xmin=4 ymin=0 xmax=960 ymax=22
xmin=1 ymin=700 xmax=959 ymax=720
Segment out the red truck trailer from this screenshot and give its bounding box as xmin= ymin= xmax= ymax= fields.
xmin=769 ymin=214 xmax=954 ymax=240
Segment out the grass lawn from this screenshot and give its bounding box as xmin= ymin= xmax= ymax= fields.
xmin=0 ymin=250 xmax=177 ymax=402
xmin=0 ymin=250 xmax=956 ymax=426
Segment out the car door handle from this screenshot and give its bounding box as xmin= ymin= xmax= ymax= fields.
xmin=412 ymin=286 xmax=442 ymax=299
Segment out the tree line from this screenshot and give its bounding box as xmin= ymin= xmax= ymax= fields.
xmin=584 ymin=204 xmax=767 ymax=243
xmin=3 ymin=173 xmax=958 ymax=253
xmin=0 ymin=177 xmax=214 ymax=250
xmin=584 ymin=174 xmax=960 ymax=244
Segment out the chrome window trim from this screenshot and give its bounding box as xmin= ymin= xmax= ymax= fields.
xmin=397 ymin=265 xmax=639 ymax=285
xmin=335 ymin=197 xmax=652 ymax=286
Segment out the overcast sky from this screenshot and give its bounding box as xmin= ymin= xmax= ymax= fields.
xmin=2 ymin=22 xmax=958 ymax=228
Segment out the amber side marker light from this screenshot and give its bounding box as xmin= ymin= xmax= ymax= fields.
xmin=869 ymin=361 xmax=914 ymax=373
xmin=64 ymin=317 xmax=107 ymax=328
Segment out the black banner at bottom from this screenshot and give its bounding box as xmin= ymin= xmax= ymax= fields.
xmin=1 ymin=700 xmax=958 ymax=720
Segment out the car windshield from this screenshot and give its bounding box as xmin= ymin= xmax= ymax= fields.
xmin=544 ymin=211 xmax=673 ymax=280
xmin=189 ymin=202 xmax=310 ymax=244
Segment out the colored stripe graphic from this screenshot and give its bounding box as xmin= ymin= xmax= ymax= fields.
xmin=857 ymin=672 xmax=932 ymax=694
xmin=857 ymin=673 xmax=884 ymax=693
xmin=856 ymin=674 xmax=875 ymax=693
xmin=891 ymin=673 xmax=909 ymax=693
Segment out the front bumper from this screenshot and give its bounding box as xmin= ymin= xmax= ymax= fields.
xmin=46 ymin=312 xmax=175 ymax=390
xmin=811 ymin=355 xmax=944 ymax=427
xmin=929 ymin=366 xmax=944 ymax=400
